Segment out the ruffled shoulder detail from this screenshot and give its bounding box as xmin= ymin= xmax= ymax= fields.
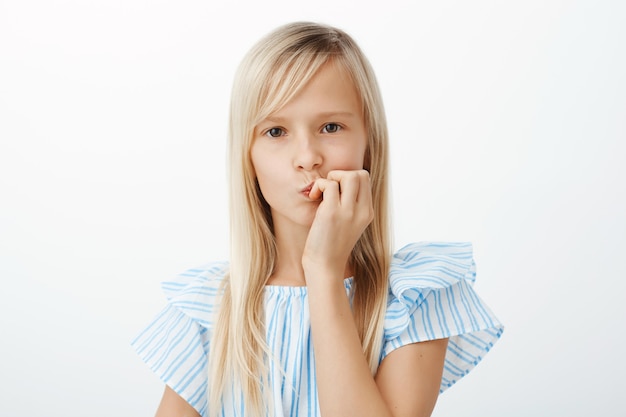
xmin=160 ymin=261 xmax=229 ymax=329
xmin=385 ymin=242 xmax=477 ymax=339
xmin=131 ymin=261 xmax=229 ymax=417
xmin=383 ymin=242 xmax=503 ymax=393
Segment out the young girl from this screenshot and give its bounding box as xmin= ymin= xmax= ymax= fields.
xmin=132 ymin=21 xmax=503 ymax=417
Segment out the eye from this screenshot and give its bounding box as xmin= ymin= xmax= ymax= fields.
xmin=322 ymin=123 xmax=341 ymax=134
xmin=265 ymin=127 xmax=285 ymax=138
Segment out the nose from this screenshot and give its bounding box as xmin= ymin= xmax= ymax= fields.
xmin=293 ymin=132 xmax=322 ymax=171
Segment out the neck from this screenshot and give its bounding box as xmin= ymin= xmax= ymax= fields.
xmin=269 ymin=220 xmax=309 ymax=286
xmin=269 ymin=219 xmax=353 ymax=287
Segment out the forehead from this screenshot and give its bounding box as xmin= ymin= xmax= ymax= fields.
xmin=264 ymin=61 xmax=362 ymax=121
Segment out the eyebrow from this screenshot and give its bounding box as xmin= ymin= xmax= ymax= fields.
xmin=261 ymin=111 xmax=358 ymax=125
xmin=315 ymin=111 xmax=358 ymax=119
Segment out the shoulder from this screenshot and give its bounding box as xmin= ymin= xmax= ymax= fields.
xmin=389 ymin=241 xmax=475 ymax=284
xmin=160 ymin=260 xmax=229 ymax=329
xmin=383 ymin=241 xmax=504 ymax=392
xmin=131 ymin=260 xmax=229 ymax=417
xmin=387 ymin=241 xmax=476 ymax=318
xmin=385 ymin=241 xmax=477 ymax=337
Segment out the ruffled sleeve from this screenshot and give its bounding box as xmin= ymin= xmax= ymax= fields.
xmin=382 ymin=242 xmax=503 ymax=393
xmin=131 ymin=262 xmax=228 ymax=417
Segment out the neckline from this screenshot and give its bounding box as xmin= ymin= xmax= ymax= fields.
xmin=264 ymin=277 xmax=354 ymax=296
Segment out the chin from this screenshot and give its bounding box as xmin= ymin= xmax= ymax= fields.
xmin=269 ymin=206 xmax=317 ymax=231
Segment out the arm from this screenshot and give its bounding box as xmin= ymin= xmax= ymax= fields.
xmin=307 ymin=275 xmax=448 ymax=417
xmin=304 ymin=171 xmax=448 ymax=417
xmin=375 ymin=338 xmax=448 ymax=417
xmin=154 ymin=385 xmax=201 ymax=417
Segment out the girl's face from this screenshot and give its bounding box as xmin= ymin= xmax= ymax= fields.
xmin=251 ymin=61 xmax=368 ymax=231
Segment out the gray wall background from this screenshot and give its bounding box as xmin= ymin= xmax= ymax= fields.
xmin=1 ymin=0 xmax=624 ymax=415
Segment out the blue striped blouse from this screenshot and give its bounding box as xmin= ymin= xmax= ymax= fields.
xmin=132 ymin=242 xmax=503 ymax=417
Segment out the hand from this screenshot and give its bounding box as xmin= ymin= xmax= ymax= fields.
xmin=302 ymin=169 xmax=374 ymax=281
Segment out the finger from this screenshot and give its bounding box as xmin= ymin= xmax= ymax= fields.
xmin=326 ymin=170 xmax=360 ymax=205
xmin=310 ymin=178 xmax=340 ymax=206
xmin=356 ymin=170 xmax=371 ymax=205
xmin=308 ymin=180 xmax=323 ymax=201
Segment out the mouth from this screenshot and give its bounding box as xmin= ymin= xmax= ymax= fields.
xmin=300 ymin=182 xmax=314 ymax=197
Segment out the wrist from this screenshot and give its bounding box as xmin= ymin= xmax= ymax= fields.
xmin=305 ymin=268 xmax=351 ymax=308
xmin=302 ymin=262 xmax=345 ymax=289
xmin=303 ymin=253 xmax=351 ymax=276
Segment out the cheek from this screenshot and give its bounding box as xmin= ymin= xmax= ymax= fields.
xmin=251 ymin=152 xmax=283 ymax=196
xmin=254 ymin=158 xmax=276 ymax=182
xmin=339 ymin=141 xmax=367 ymax=168
xmin=253 ymin=166 xmax=274 ymax=205
xmin=250 ymin=146 xmax=267 ymax=180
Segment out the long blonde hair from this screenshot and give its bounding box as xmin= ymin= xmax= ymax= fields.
xmin=208 ymin=21 xmax=392 ymax=416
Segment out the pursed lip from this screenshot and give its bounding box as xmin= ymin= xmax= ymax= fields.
xmin=300 ymin=181 xmax=315 ymax=197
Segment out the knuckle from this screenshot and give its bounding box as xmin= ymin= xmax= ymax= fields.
xmin=327 ymin=170 xmax=341 ymax=179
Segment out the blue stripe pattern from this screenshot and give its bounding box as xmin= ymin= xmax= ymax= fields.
xmin=131 ymin=242 xmax=503 ymax=416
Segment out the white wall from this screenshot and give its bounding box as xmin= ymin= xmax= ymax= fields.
xmin=1 ymin=0 xmax=624 ymax=415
